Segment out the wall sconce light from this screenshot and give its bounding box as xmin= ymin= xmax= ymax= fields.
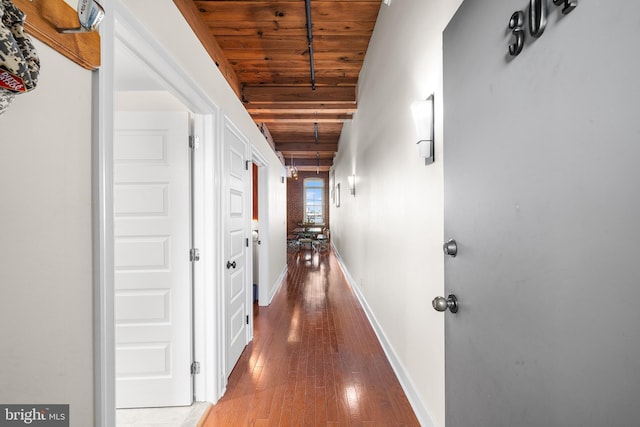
xmin=411 ymin=94 xmax=435 ymax=165
xmin=347 ymin=175 xmax=356 ymax=196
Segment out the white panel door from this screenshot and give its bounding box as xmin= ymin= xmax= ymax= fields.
xmin=223 ymin=119 xmax=250 ymax=377
xmin=114 ymin=111 xmax=192 ymax=408
xmin=443 ymin=1 xmax=640 ymax=426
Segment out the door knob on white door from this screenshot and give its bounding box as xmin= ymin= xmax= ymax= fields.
xmin=432 ymin=294 xmax=459 ymax=313
xmin=443 ymin=239 xmax=458 ymax=257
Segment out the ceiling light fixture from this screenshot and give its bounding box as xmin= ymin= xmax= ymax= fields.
xmin=289 ymin=155 xmax=299 ymax=180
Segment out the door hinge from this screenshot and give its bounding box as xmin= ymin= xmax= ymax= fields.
xmin=245 ymin=160 xmax=250 ymax=171
xmin=246 ymin=315 xmax=249 ymax=325
xmin=191 ymin=361 xmax=200 ymax=375
xmin=189 ymin=135 xmax=200 ymax=150
xmin=246 ymin=238 xmax=249 ymax=247
xmin=190 ymin=248 xmax=200 ymax=262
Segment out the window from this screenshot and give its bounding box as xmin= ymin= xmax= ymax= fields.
xmin=304 ymin=178 xmax=324 ymax=224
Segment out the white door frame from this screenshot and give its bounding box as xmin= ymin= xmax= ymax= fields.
xmin=251 ymin=147 xmax=270 ymax=307
xmin=95 ymin=3 xmax=225 ymax=425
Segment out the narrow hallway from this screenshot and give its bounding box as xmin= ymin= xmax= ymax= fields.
xmin=201 ymin=248 xmax=420 ymax=426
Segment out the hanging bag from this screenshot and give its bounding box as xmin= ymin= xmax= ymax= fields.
xmin=0 ymin=0 xmax=40 ymax=114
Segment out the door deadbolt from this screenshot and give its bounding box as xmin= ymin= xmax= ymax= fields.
xmin=432 ymin=294 xmax=459 ymax=313
xmin=443 ymin=239 xmax=458 ymax=257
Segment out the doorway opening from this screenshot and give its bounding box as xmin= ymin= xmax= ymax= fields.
xmin=99 ymin=5 xmax=269 ymax=425
xmin=110 ymin=14 xmax=221 ymax=424
xmin=252 ymin=162 xmax=260 ymax=307
xmin=113 ymin=40 xmax=199 ymax=424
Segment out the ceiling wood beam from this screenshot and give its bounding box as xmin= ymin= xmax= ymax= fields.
xmin=268 ymin=122 xmax=343 ymax=131
xmin=216 ymin=35 xmax=371 ymax=51
xmin=236 ymin=71 xmax=358 ymax=86
xmin=273 ymin=135 xmax=338 ymax=144
xmin=246 ymin=103 xmax=357 ymax=114
xmin=252 ymin=114 xmax=351 ymax=123
xmin=243 ymin=86 xmax=356 ymax=104
xmin=280 ymin=151 xmax=337 ymax=158
xmin=285 ymin=158 xmax=333 ymax=166
xmin=292 ymin=166 xmax=332 ymax=172
xmin=276 ymin=143 xmax=338 ymax=152
xmin=173 ymin=0 xmax=241 ymax=98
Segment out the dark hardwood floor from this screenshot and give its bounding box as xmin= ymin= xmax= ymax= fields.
xmin=201 ymin=248 xmax=420 ymax=426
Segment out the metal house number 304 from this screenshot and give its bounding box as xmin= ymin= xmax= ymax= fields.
xmin=509 ymin=0 xmax=577 ymax=57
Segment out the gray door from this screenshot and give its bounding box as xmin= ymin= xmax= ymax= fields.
xmin=443 ymin=1 xmax=640 ymax=426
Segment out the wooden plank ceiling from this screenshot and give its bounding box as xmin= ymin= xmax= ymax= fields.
xmin=174 ymin=0 xmax=382 ymax=172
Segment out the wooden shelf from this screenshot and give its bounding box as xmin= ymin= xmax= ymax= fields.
xmin=14 ymin=0 xmax=100 ymax=70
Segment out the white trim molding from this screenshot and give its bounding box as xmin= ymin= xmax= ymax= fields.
xmin=94 ymin=2 xmax=116 ymax=426
xmin=268 ymin=264 xmax=289 ymax=305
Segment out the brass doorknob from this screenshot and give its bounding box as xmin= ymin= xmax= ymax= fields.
xmin=432 ymin=294 xmax=459 ymax=313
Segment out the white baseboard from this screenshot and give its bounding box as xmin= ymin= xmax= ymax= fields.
xmin=331 ymin=243 xmax=435 ymax=427
xmin=266 ymin=264 xmax=288 ymax=306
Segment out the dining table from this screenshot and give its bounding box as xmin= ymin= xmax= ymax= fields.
xmin=292 ymin=227 xmax=323 ymax=237
xmin=297 ymin=222 xmax=325 ymax=230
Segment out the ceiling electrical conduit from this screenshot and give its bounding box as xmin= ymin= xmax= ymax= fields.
xmin=305 ymin=0 xmax=316 ymax=90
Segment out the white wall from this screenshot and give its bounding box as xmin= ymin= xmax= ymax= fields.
xmin=263 ymin=161 xmax=288 ymax=298
xmin=115 ymin=91 xmax=189 ymax=112
xmin=119 ymin=0 xmax=288 ymax=305
xmin=330 ymin=0 xmax=462 ymax=426
xmin=0 ymin=40 xmax=94 ymax=427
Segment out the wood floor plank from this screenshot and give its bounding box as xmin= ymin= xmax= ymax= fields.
xmin=201 ymin=248 xmax=420 ymax=426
